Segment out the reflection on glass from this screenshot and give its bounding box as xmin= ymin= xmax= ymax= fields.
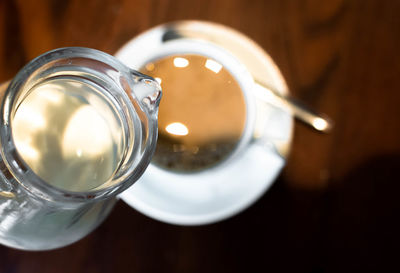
xmin=15 ymin=142 xmax=39 ymax=161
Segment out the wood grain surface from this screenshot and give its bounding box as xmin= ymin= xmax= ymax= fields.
xmin=1 ymin=0 xmax=400 ymax=272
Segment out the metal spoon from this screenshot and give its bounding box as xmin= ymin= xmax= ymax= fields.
xmin=254 ymin=80 xmax=333 ymax=133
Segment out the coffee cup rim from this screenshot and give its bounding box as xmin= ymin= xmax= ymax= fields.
xmin=116 ymin=21 xmax=293 ymax=225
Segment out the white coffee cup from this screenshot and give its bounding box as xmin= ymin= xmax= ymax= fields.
xmin=116 ymin=21 xmax=293 ymax=225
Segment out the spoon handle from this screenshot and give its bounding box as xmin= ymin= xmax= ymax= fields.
xmin=254 ymin=80 xmax=333 ymax=133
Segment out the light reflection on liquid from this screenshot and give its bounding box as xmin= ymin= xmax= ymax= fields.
xmin=155 ymin=77 xmax=162 ymax=84
xmin=205 ymin=59 xmax=222 ymax=73
xmin=165 ymin=122 xmax=189 ymax=136
xmin=173 ymin=57 xmax=189 ymax=68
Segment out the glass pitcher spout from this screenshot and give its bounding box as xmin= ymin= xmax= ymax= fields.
xmin=130 ymin=70 xmax=162 ymax=114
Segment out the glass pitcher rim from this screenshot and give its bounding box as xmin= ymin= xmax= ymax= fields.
xmin=0 ymin=47 xmax=158 ymax=204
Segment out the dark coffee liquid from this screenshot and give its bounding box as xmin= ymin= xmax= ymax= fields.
xmin=141 ymin=54 xmax=246 ymax=171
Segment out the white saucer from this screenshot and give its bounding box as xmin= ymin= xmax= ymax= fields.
xmin=116 ymin=21 xmax=293 ymax=225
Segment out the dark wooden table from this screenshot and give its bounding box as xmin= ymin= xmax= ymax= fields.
xmin=1 ymin=0 xmax=400 ymax=272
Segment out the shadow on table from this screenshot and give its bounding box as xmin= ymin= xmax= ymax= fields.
xmin=1 ymin=154 xmax=400 ymax=273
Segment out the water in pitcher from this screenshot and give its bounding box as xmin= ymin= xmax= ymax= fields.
xmin=0 ymin=76 xmax=127 ymax=249
xmin=0 ymin=47 xmax=161 ymax=250
xmin=12 ymin=76 xmax=126 ymax=191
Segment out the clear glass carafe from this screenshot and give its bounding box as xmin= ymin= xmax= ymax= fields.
xmin=0 ymin=47 xmax=161 ymax=250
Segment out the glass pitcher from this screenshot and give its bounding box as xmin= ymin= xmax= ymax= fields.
xmin=0 ymin=47 xmax=161 ymax=250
